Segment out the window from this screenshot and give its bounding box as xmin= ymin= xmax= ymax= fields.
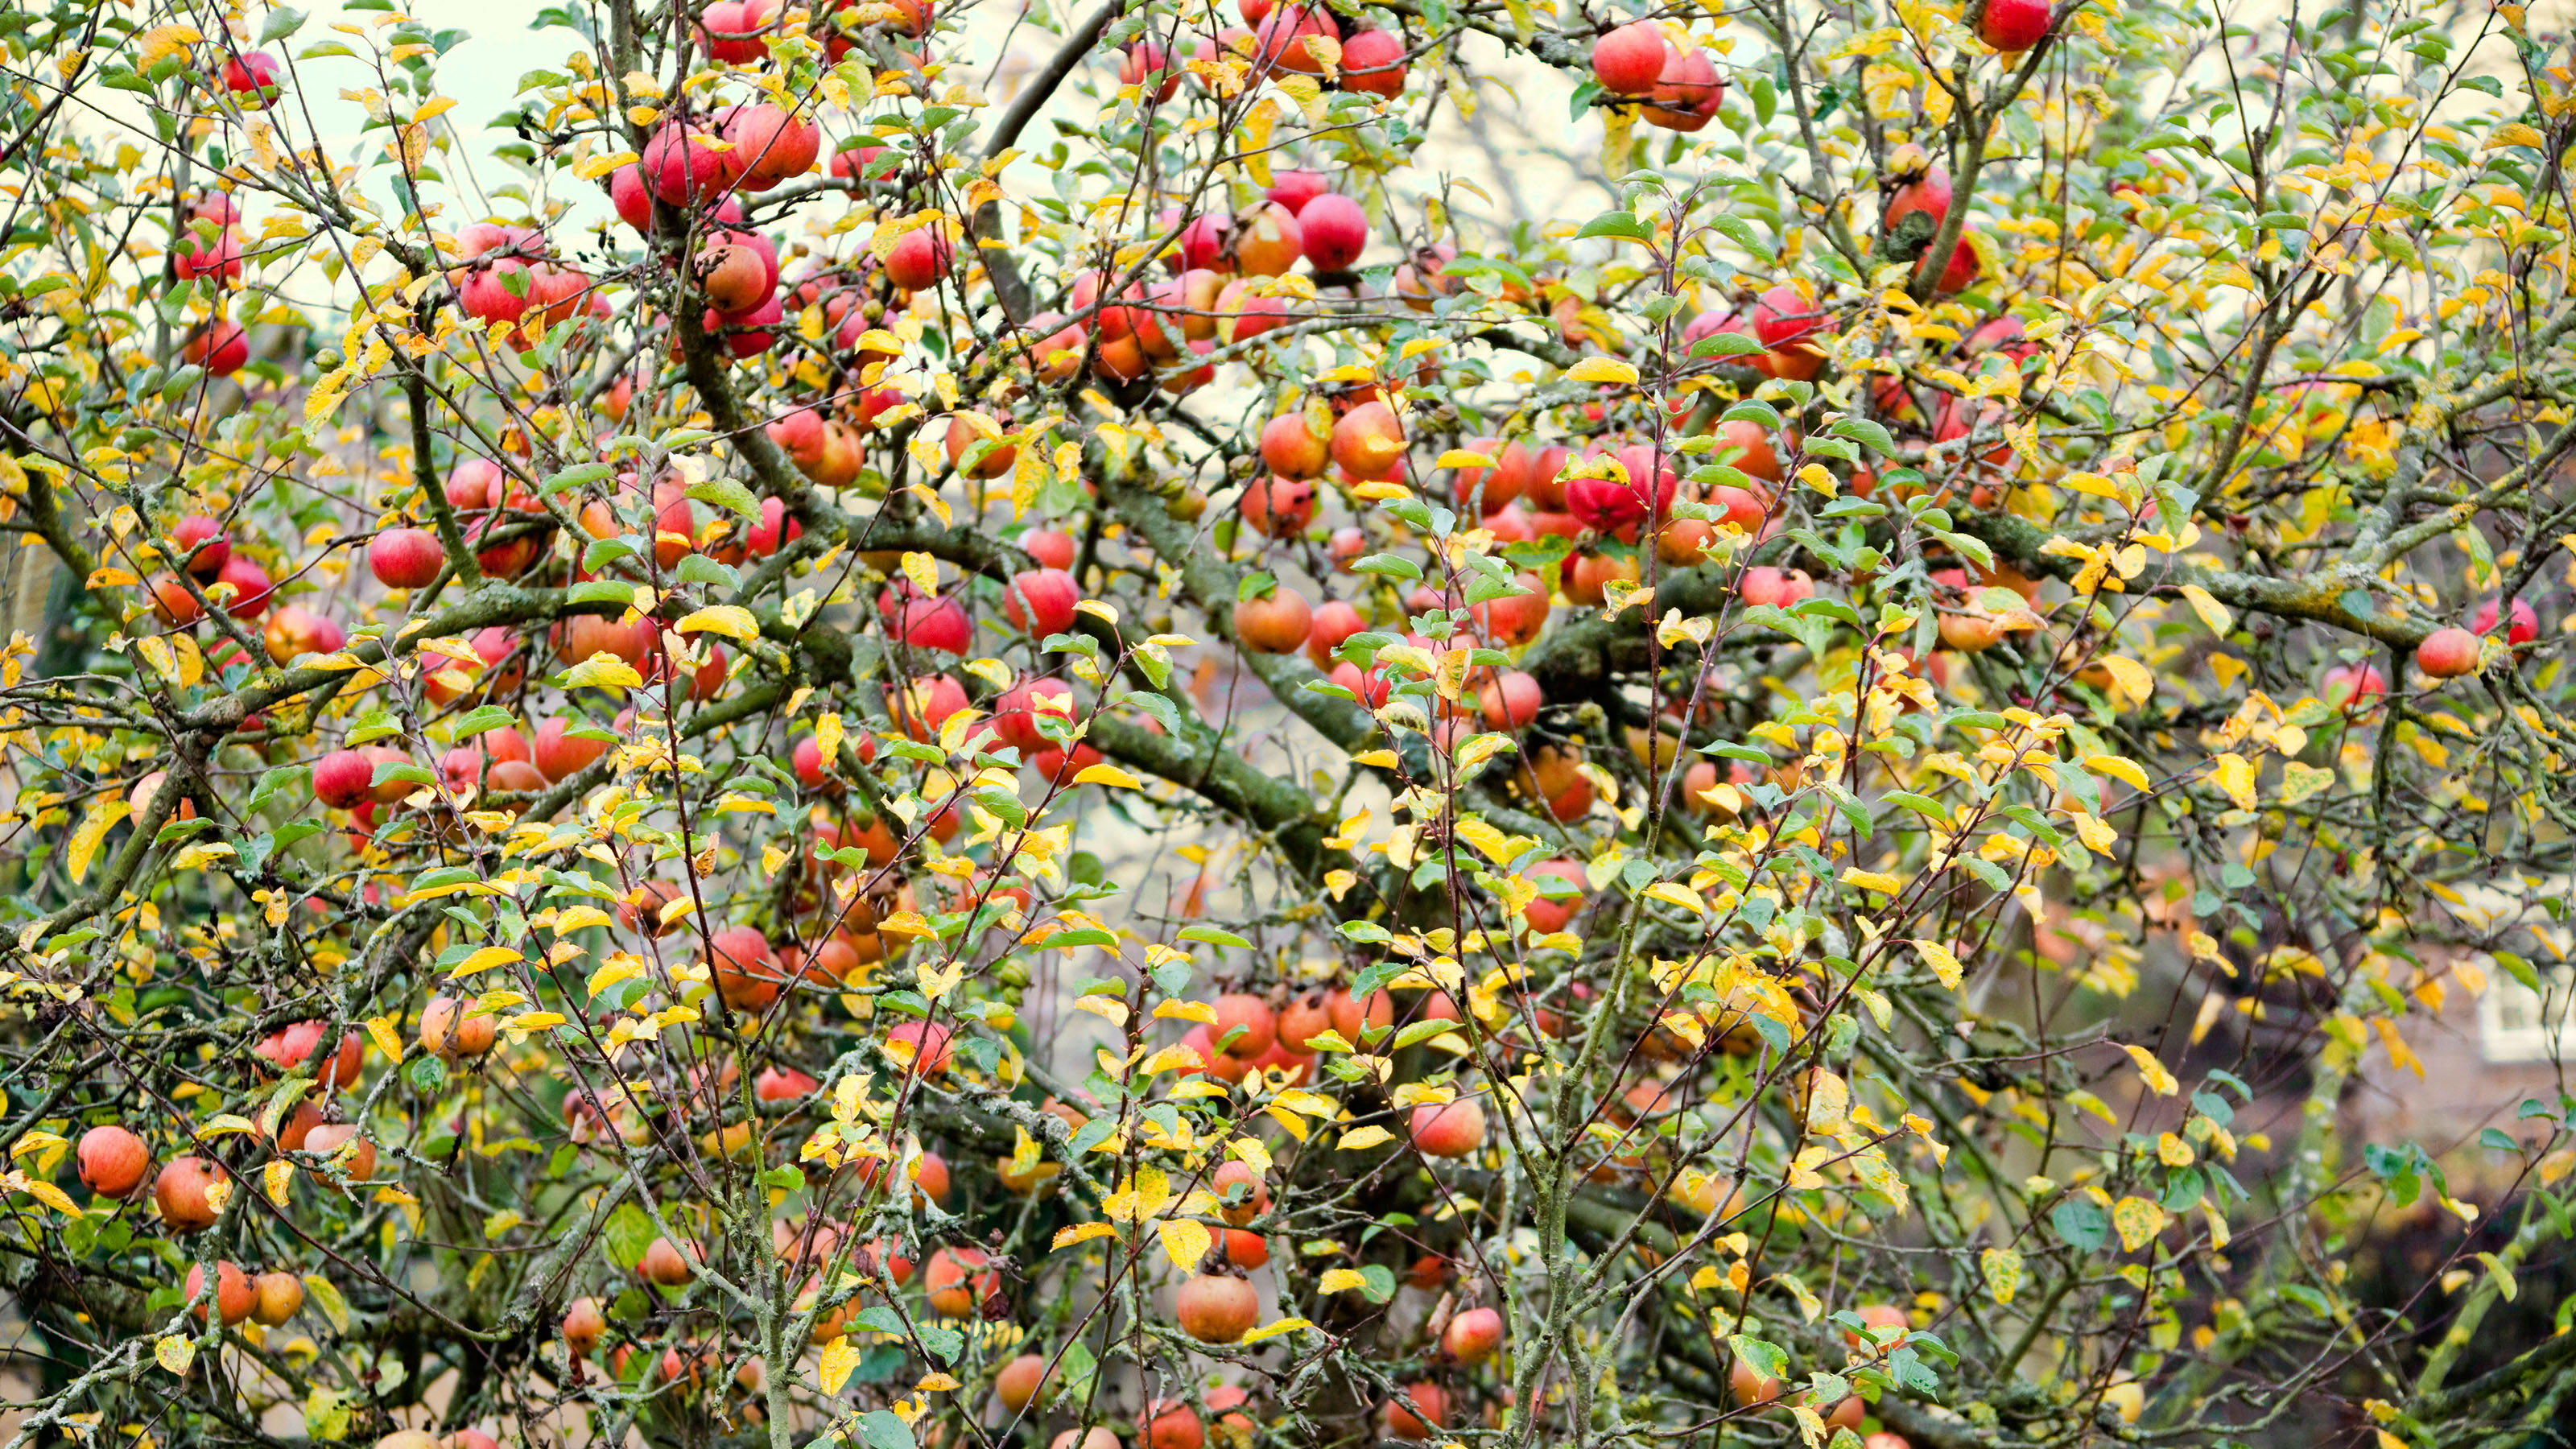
xmin=2481 ymin=962 xmax=2576 ymax=1063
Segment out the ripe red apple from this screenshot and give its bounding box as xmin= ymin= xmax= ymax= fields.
xmin=992 ymin=676 xmax=1075 ymax=753
xmin=263 ymin=605 xmax=345 ymax=664
xmin=1591 ymin=22 xmax=1670 ymax=94
xmin=644 ymin=121 xmax=741 ymax=204
xmin=1233 ymin=202 xmax=1303 ymax=276
xmin=1298 ymin=192 xmax=1370 ymax=272
xmin=1265 ymin=169 xmax=1329 ymax=214
xmin=1384 ymin=1383 xmax=1448 ymax=1439
xmin=725 ymin=101 xmax=820 ymax=188
xmin=222 ymin=51 xmax=284 ymax=109
xmin=1479 ymin=670 xmax=1543 ymax=729
xmin=1330 ymin=400 xmax=1406 ymax=480
xmin=369 ymin=527 xmax=445 ymax=589
xmin=1261 ymin=411 xmax=1330 ymax=477
xmin=1340 ymin=27 xmax=1408 ymax=96
xmin=924 ymin=1246 xmax=997 ymax=1315
xmin=2417 ymin=625 xmax=2483 ymax=679
xmin=155 ymin=1156 xmax=223 ymax=1231
xmin=1444 ymin=1306 xmax=1503 ymax=1362
xmin=1979 ymin=0 xmax=2054 ymax=51
xmin=1022 ymin=528 xmax=1078 ymax=570
xmin=886 ymin=228 xmax=954 ymax=291
xmin=1175 ymin=1274 xmax=1260 ymax=1344
xmin=1235 ymin=585 xmax=1314 ymax=654
xmin=187 ymin=1260 xmax=256 ymax=1325
xmin=1005 ymin=568 xmax=1081 ymax=639
xmin=2321 ymin=662 xmax=2387 ymax=710
xmin=1641 ymin=46 xmax=1723 ymax=130
xmin=531 ymin=716 xmax=609 ymax=783
xmin=2476 ymin=596 xmax=2541 ymax=645
xmin=1410 ymin=1098 xmax=1487 ymax=1158
xmin=77 ymin=1125 xmax=151 ymax=1197
xmin=1885 ymin=159 xmax=1953 ymax=231
xmin=184 ymin=319 xmax=250 ymax=376
xmin=1241 ymin=474 xmax=1319 ymax=536
xmin=1254 ymin=3 xmax=1334 ymax=72
xmin=1307 ymin=600 xmax=1367 ymax=667
xmin=1121 ymin=40 xmax=1182 ymax=101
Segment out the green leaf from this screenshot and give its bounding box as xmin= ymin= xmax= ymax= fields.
xmin=602 ymin=1203 xmax=655 ymax=1271
xmin=1390 ymin=1018 xmax=1461 ymax=1051
xmin=687 ymin=477 xmax=759 ymax=517
xmin=1178 ymin=923 xmax=1251 ymax=948
xmin=1728 ymin=1335 xmax=1790 ymax=1383
xmin=566 ymin=579 xmax=635 ymax=607
xmin=1576 ymin=211 xmax=1653 ymax=242
xmin=858 ymin=1410 xmax=915 ymax=1449
xmin=540 ymin=462 xmax=616 ymax=496
xmin=1827 ymin=417 xmax=1897 ymax=455
xmin=1690 ymin=330 xmax=1767 ymax=358
xmin=258 ymin=7 xmax=309 ymax=43
xmin=451 ymin=704 xmax=519 ymax=738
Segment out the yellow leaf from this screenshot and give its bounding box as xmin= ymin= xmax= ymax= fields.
xmin=2210 ymin=753 xmax=2258 ymax=810
xmin=1564 ymin=356 xmax=1640 ymax=386
xmin=87 ymin=567 xmax=140 ymax=588
xmin=2095 ymin=655 xmax=2154 ymax=704
xmin=2112 ymin=1195 xmax=2167 ymax=1253
xmin=563 ymin=654 xmax=645 ymax=691
xmin=2124 ymin=1043 xmax=2179 ymax=1096
xmin=1051 ymin=1221 xmax=1117 ymax=1250
xmin=1239 ymin=1316 xmax=1311 ymax=1344
xmin=1158 ymin=1218 xmax=1214 ymax=1271
xmin=818 ymin=1336 xmax=863 ymax=1395
xmin=2177 ymin=584 xmax=2233 ymax=636
xmin=448 ymin=945 xmax=523 ymax=980
xmin=362 ymin=1015 xmax=403 ymax=1066
xmin=1842 ymin=869 xmax=1903 ymax=895
xmin=1338 ymin=1125 xmax=1394 ymax=1150
xmin=1317 ymin=1268 xmax=1371 ymax=1294
xmin=66 ymin=795 xmax=128 ymax=886
xmin=1435 ymin=449 xmax=1496 ymax=470
xmin=1912 ymin=938 xmax=1963 ymax=989
xmin=2084 ymin=753 xmax=2151 ymax=791
xmin=675 ymin=605 xmax=760 ymax=641
xmin=877 ymin=910 xmax=938 ymax=938
xmin=587 ymin=955 xmax=646 ymax=997
xmin=1642 ymin=881 xmax=1705 ymax=914
xmin=19 ymin=1179 xmax=76 ymax=1216
xmin=1980 ymin=1246 xmax=2021 ymax=1304
xmin=1073 ymin=763 xmax=1141 ymax=789
xmin=155 ymin=1335 xmax=195 ymax=1377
